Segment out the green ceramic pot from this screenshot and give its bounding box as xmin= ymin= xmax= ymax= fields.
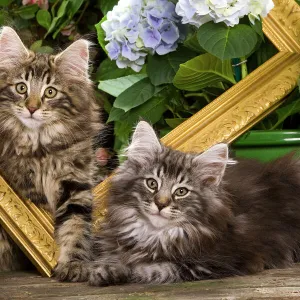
xmin=231 ymin=130 xmax=300 ymax=162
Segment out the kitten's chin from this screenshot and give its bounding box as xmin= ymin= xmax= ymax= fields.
xmin=147 ymin=213 xmax=170 ymax=228
xmin=18 ymin=116 xmax=43 ymax=129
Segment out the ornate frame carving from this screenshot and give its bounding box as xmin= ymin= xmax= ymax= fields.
xmin=0 ymin=0 xmax=299 ymax=277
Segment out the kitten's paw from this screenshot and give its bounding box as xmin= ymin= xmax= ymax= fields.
xmin=54 ymin=260 xmax=89 ymax=282
xmin=89 ymin=264 xmax=129 ymax=286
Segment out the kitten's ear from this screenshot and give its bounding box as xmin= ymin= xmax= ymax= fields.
xmin=0 ymin=27 xmax=29 ymax=67
xmin=194 ymin=144 xmax=235 ymax=187
xmin=54 ymin=39 xmax=90 ymax=78
xmin=126 ymin=121 xmax=162 ymax=162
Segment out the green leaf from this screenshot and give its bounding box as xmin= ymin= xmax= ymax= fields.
xmin=184 ymin=32 xmax=205 ymax=53
xmin=107 ymin=90 xmax=169 ymax=126
xmin=147 ymin=47 xmax=196 ymax=86
xmin=159 ymin=128 xmax=172 ymax=138
xmin=11 ymin=16 xmax=29 ymax=29
xmin=113 ymin=135 xmax=128 ymax=153
xmin=124 ymin=92 xmax=167 ymax=124
xmin=30 ymin=40 xmax=43 ymax=51
xmin=271 ymin=98 xmax=300 ymax=129
xmin=113 ymin=92 xmax=168 ymax=141
xmin=36 ymin=46 xmax=54 ymax=54
xmin=256 ymin=40 xmax=278 ymax=66
xmin=51 ymin=0 xmax=57 ymax=17
xmin=95 ymin=15 xmax=108 ymax=54
xmin=36 ymin=10 xmax=51 ymax=30
xmin=102 ymin=96 xmax=112 ymax=114
xmin=111 ymin=89 xmax=169 ymax=148
xmin=97 ymin=0 xmax=118 ymax=15
xmin=250 ymin=17 xmax=264 ymax=40
xmin=114 ymin=121 xmax=132 ymax=144
xmin=68 ymin=0 xmax=84 ymax=17
xmin=46 ymin=0 xmax=69 ymax=37
xmin=51 ymin=0 xmax=83 ymax=38
xmin=114 ymin=77 xmax=165 ymax=112
xmin=257 ymin=89 xmax=300 ymax=130
xmin=95 ymin=58 xmax=140 ymax=81
xmin=15 ymin=4 xmax=39 ymax=19
xmin=197 ymin=22 xmax=258 ymax=60
xmin=107 ymin=107 xmax=126 ymax=122
xmin=47 ymin=0 xmax=82 ymax=38
xmin=0 ymin=10 xmax=10 ymax=26
xmin=0 ymin=0 xmax=12 ymax=6
xmin=173 ymin=53 xmax=236 ymax=92
xmin=99 ymin=74 xmax=147 ymax=97
xmin=52 ymin=19 xmax=69 ymax=38
xmin=165 ymin=118 xmax=187 ymax=129
xmin=209 ymin=82 xmax=226 ymax=90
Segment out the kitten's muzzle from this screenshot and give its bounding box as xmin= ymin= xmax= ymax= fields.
xmin=27 ymin=106 xmax=39 ymax=115
xmin=25 ymin=96 xmax=41 ymax=115
xmin=154 ymin=196 xmax=171 ymax=211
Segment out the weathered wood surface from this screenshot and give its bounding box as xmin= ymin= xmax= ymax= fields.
xmin=2 ymin=265 xmax=300 ymax=300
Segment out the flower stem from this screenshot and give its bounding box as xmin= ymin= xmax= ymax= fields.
xmin=185 ymin=93 xmax=210 ymax=103
xmin=75 ymin=1 xmax=89 ymax=26
xmin=240 ymin=56 xmax=248 ymax=79
xmin=51 ymin=0 xmax=60 ymax=18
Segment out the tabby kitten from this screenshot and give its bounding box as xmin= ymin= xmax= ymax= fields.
xmin=89 ymin=121 xmax=300 ymax=285
xmin=0 ymin=27 xmax=101 ymax=281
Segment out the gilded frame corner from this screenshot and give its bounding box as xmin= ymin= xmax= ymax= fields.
xmin=1 ymin=0 xmax=300 ymax=277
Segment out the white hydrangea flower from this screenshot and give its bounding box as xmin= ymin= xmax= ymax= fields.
xmin=175 ymin=0 xmax=274 ymax=28
xmin=248 ymin=0 xmax=274 ymax=24
xmin=176 ymin=0 xmax=213 ymax=27
xmin=209 ymin=0 xmax=249 ymax=26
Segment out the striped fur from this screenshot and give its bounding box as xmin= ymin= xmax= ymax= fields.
xmin=0 ymin=27 xmax=102 ymax=281
xmin=90 ymin=121 xmax=300 ymax=286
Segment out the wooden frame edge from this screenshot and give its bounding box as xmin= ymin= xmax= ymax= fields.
xmin=0 ymin=176 xmax=57 ymax=277
xmin=263 ymin=0 xmax=300 ymax=52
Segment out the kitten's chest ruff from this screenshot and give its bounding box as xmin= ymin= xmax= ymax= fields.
xmin=31 ymin=156 xmax=62 ymax=210
xmin=115 ymin=216 xmax=180 ymax=262
xmin=0 ymin=153 xmax=64 ymax=213
xmin=1 ymin=130 xmax=40 ymax=157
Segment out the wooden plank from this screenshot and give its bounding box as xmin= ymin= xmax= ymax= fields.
xmin=2 ymin=265 xmax=300 ymax=299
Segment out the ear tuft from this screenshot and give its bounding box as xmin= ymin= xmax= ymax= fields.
xmin=0 ymin=26 xmax=29 ymax=67
xmin=126 ymin=121 xmax=162 ymax=162
xmin=194 ymin=143 xmax=236 ymax=187
xmin=54 ymin=39 xmax=90 ymax=78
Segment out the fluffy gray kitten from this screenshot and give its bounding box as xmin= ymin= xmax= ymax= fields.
xmin=90 ymin=121 xmax=300 ymax=285
xmin=0 ymin=27 xmax=101 ymax=281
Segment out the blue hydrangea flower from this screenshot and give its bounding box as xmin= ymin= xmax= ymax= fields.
xmin=101 ymin=0 xmax=185 ymax=71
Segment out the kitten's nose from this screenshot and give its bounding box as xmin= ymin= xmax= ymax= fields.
xmin=27 ymin=106 xmax=38 ymax=115
xmin=154 ymin=197 xmax=170 ymax=211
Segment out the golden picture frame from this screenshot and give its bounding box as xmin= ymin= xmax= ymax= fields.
xmin=0 ymin=0 xmax=300 ymax=277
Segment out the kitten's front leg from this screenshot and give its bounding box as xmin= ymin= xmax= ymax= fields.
xmin=54 ymin=180 xmax=93 ymax=282
xmin=131 ymin=262 xmax=182 ymax=284
xmin=89 ymin=262 xmax=182 ymax=286
xmin=131 ymin=262 xmax=212 ymax=284
xmin=89 ymin=261 xmax=131 ymax=286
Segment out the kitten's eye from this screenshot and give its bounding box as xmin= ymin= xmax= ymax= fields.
xmin=174 ymin=187 xmax=189 ymax=197
xmin=44 ymin=87 xmax=57 ymax=98
xmin=146 ymin=178 xmax=158 ymax=191
xmin=16 ymin=83 xmax=27 ymax=94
